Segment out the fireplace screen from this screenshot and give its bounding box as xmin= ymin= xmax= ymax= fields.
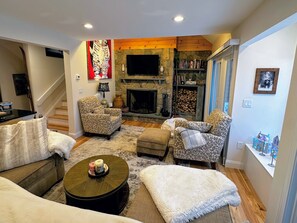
xmin=127 ymin=89 xmax=157 ymax=114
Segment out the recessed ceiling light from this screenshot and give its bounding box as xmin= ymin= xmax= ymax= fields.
xmin=84 ymin=23 xmax=93 ymax=29
xmin=173 ymin=15 xmax=184 ymax=23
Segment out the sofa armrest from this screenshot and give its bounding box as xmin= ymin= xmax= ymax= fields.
xmin=104 ymin=108 xmax=122 ymax=117
xmin=52 ymin=154 xmax=65 ymax=181
xmin=174 ymin=119 xmax=189 ymax=128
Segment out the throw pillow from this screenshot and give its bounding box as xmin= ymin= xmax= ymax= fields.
xmin=176 ymin=127 xmax=206 ymax=150
xmin=188 ymin=121 xmax=212 ymax=133
xmin=93 ymin=106 xmax=105 ymax=114
xmin=0 ymin=117 xmax=51 ymax=171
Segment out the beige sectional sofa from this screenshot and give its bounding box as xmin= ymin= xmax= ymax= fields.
xmin=0 ymin=154 xmax=64 ymax=196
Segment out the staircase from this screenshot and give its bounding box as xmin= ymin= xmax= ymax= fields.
xmin=47 ymin=100 xmax=69 ymax=135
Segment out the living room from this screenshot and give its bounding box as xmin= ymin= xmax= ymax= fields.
xmin=0 ymin=1 xmax=297 ymax=223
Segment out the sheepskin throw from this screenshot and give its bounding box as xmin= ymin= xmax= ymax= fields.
xmin=47 ymin=130 xmax=76 ymax=159
xmin=0 ymin=117 xmax=51 ymax=171
xmin=140 ymin=165 xmax=241 ymax=223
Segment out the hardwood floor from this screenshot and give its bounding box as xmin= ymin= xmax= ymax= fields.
xmin=74 ymin=120 xmax=266 ymax=223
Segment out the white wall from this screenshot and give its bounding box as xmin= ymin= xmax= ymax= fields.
xmin=267 ymin=41 xmax=297 ymax=223
xmin=226 ymin=24 xmax=297 ymax=168
xmin=25 ymin=44 xmax=65 ymax=113
xmin=67 ymin=41 xmax=115 ymax=138
xmin=0 ymin=40 xmax=30 ymax=109
xmin=232 ymin=0 xmax=297 ymax=47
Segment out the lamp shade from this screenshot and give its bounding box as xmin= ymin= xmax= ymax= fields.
xmin=98 ymin=82 xmax=110 ymax=92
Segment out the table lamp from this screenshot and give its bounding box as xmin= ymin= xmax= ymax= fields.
xmin=98 ymin=82 xmax=110 ymax=107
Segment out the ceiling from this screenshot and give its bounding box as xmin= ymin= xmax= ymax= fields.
xmin=0 ymin=0 xmax=264 ymax=41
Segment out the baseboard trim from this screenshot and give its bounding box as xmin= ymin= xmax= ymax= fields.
xmin=69 ymin=130 xmax=83 ymax=139
xmin=225 ymin=160 xmax=244 ymax=169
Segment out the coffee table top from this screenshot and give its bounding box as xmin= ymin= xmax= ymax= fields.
xmin=64 ymin=155 xmax=129 ymax=199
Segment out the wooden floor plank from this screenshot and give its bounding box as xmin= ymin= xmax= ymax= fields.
xmin=73 ymin=121 xmax=266 ymax=223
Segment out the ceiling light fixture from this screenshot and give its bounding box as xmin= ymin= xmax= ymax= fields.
xmin=84 ymin=23 xmax=93 ymax=29
xmin=173 ymin=15 xmax=184 ymax=23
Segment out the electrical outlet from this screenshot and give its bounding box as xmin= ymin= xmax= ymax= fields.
xmin=237 ymin=141 xmax=244 ymax=150
xmin=242 ymin=99 xmax=252 ymax=108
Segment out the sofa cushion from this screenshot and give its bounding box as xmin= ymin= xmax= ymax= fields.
xmin=126 ymin=183 xmax=233 ymax=223
xmin=0 ymin=117 xmax=51 ymax=171
xmin=0 ymin=157 xmax=55 ymax=186
xmin=0 ymin=177 xmax=142 ymax=223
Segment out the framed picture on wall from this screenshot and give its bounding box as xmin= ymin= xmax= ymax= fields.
xmin=253 ymin=68 xmax=279 ymax=94
xmin=86 ymin=40 xmax=112 ymax=80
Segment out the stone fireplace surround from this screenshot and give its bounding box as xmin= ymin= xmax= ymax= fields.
xmin=114 ymin=48 xmax=174 ymax=118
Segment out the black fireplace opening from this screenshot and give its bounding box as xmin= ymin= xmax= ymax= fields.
xmin=127 ymin=89 xmax=157 ymax=114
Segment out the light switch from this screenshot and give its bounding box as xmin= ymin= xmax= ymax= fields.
xmin=242 ymin=99 xmax=252 ymax=108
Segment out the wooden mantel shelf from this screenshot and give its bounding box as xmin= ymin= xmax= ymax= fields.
xmin=120 ymin=77 xmax=166 ymax=84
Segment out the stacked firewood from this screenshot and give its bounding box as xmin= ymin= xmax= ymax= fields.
xmin=176 ymin=88 xmax=197 ymax=114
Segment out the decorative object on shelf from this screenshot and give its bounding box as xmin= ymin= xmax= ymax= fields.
xmin=185 ymin=80 xmax=197 ymax=85
xmin=98 ymin=82 xmax=110 ymax=107
xmin=113 ymin=91 xmax=125 ymax=108
xmin=268 ymin=136 xmax=280 ymax=167
xmin=121 ymin=64 xmax=125 ymax=73
xmin=160 ymin=65 xmax=164 ymax=75
xmin=253 ymin=132 xmax=271 ymax=156
xmin=86 ymin=40 xmax=112 ymax=80
xmin=253 ymin=68 xmax=279 ymax=94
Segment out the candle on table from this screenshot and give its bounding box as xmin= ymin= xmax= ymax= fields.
xmin=94 ymin=159 xmax=104 ymax=173
xmin=89 ymin=162 xmax=95 ymax=175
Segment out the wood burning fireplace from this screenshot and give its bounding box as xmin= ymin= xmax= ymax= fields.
xmin=127 ymin=89 xmax=157 ymax=114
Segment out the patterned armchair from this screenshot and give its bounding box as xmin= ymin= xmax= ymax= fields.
xmin=173 ymin=109 xmax=232 ymax=169
xmin=78 ymin=96 xmax=122 ymax=139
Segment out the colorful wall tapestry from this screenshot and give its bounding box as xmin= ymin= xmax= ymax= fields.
xmin=86 ymin=40 xmax=112 ymax=79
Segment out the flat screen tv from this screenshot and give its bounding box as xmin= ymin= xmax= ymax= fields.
xmin=127 ymin=55 xmax=159 ymax=75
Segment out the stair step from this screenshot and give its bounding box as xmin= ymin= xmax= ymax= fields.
xmin=55 ymin=106 xmax=68 ymax=115
xmin=48 ymin=124 xmax=69 ymax=132
xmin=47 ymin=118 xmax=68 ymax=127
xmin=48 ymin=114 xmax=68 ymax=120
xmin=61 ymin=100 xmax=68 ymax=107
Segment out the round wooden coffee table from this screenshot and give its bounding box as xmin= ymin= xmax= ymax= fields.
xmin=63 ymin=155 xmax=129 ymax=214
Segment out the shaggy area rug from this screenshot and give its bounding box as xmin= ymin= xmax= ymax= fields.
xmin=43 ymin=125 xmax=174 ymax=215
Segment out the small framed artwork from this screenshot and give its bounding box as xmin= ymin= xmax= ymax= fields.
xmin=86 ymin=40 xmax=112 ymax=80
xmin=253 ymin=68 xmax=279 ymax=94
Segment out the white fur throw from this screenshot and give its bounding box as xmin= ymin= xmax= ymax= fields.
xmin=0 ymin=117 xmax=51 ymax=171
xmin=140 ymin=165 xmax=241 ymax=223
xmin=176 ymin=127 xmax=206 ymax=150
xmin=47 ymin=130 xmax=76 ymax=159
xmin=0 ymin=177 xmax=141 ymax=223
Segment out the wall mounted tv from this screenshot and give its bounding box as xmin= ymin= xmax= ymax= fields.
xmin=127 ymin=55 xmax=159 ymax=75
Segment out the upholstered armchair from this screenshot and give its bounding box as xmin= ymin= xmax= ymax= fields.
xmin=173 ymin=109 xmax=232 ymax=169
xmin=78 ymin=96 xmax=122 ymax=139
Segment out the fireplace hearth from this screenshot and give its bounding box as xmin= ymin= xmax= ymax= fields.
xmin=127 ymin=89 xmax=157 ymax=114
